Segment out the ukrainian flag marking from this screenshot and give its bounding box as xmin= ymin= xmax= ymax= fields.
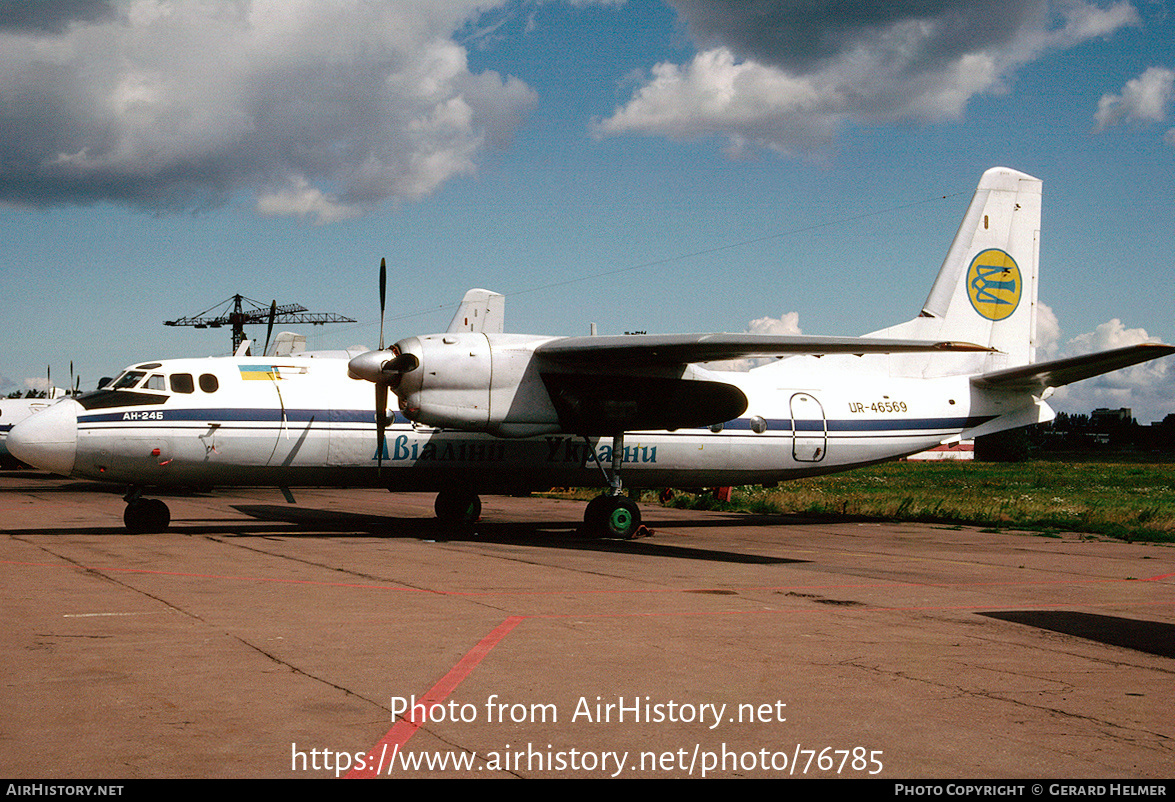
xmin=239 ymin=365 xmax=277 ymax=380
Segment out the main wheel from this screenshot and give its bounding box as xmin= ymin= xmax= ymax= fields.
xmin=434 ymin=490 xmax=481 ymax=524
xmin=584 ymin=495 xmax=642 ymax=539
xmin=124 ymin=498 xmax=171 ymax=534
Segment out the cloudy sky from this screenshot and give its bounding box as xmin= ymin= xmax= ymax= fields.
xmin=2 ymin=0 xmax=1173 ymax=421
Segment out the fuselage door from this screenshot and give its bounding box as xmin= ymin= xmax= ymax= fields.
xmin=790 ymin=392 xmax=827 ymax=462
xmin=257 ymin=364 xmax=328 ymax=468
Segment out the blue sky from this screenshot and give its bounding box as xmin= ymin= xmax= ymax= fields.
xmin=2 ymin=0 xmax=1173 ymax=421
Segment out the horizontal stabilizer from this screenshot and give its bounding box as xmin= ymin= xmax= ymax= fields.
xmin=537 ymin=333 xmax=992 ymax=367
xmin=970 ymin=343 xmax=1175 ymax=392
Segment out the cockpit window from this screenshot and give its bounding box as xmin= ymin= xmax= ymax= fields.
xmin=170 ymin=374 xmax=195 ymax=394
xmin=199 ymin=374 xmax=219 ymax=393
xmin=145 ymin=374 xmax=166 ymax=391
xmin=111 ymin=371 xmax=146 ymax=390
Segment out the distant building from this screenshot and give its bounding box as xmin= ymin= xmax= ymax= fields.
xmin=1091 ymin=408 xmax=1132 ymax=426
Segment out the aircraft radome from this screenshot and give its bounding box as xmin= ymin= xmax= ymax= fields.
xmin=1 ymin=385 xmax=77 ymax=468
xmin=9 ymin=167 xmax=1174 ymax=536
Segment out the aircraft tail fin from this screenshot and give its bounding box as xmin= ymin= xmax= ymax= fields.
xmin=871 ymin=167 xmax=1042 ymax=375
xmin=267 ymin=331 xmax=307 ymax=357
xmin=447 ymin=289 xmax=505 ymax=334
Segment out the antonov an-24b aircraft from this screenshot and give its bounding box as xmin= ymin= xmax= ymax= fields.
xmin=10 ymin=167 xmax=1174 ymax=536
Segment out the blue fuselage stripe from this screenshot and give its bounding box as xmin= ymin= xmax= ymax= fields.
xmin=77 ymin=408 xmax=989 ymax=434
xmin=78 ymin=408 xmax=406 ymax=424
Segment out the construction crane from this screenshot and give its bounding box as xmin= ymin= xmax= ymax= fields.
xmin=164 ymin=294 xmax=355 ymax=355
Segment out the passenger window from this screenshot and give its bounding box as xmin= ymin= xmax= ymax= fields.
xmin=170 ymin=374 xmax=195 ymax=394
xmin=199 ymin=374 xmax=219 ymax=393
xmin=145 ymin=374 xmax=166 ymax=391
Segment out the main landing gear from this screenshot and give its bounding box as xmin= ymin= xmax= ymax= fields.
xmin=583 ymin=493 xmax=641 ymax=539
xmin=123 ymin=487 xmax=170 ymax=534
xmin=428 ymin=432 xmax=646 ymax=539
xmin=431 ymin=487 xmax=642 ymax=539
xmin=581 ymin=431 xmax=643 ymax=539
xmin=434 ymin=488 xmax=482 ymax=525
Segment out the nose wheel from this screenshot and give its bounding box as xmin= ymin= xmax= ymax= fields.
xmin=123 ymin=488 xmax=170 ymax=534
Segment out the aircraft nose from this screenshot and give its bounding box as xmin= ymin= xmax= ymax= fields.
xmin=8 ymin=399 xmax=79 ymax=476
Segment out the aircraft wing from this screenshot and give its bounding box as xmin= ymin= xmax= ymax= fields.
xmin=534 ymin=334 xmax=990 ymax=433
xmin=535 ymin=333 xmax=993 ymax=367
xmin=970 ymin=343 xmax=1175 ymax=392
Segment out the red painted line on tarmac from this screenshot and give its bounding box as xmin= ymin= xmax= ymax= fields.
xmin=346 ymin=615 xmax=526 ymax=778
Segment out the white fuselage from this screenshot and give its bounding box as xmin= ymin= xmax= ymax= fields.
xmin=10 ymin=352 xmax=1021 ymax=492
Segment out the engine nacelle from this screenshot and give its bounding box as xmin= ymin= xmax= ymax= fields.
xmin=391 ymin=333 xmax=563 ymax=438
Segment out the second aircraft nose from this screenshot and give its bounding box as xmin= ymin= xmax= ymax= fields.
xmin=7 ymin=399 xmax=79 ymax=476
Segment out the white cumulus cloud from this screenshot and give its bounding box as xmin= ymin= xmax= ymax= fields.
xmin=747 ymin=310 xmax=802 ymax=337
xmin=1095 ymin=66 xmax=1175 ymax=127
xmin=1035 ymin=301 xmax=1062 ymax=359
xmin=0 ymin=0 xmax=537 ymax=221
xmin=1049 ymin=318 xmax=1174 ymax=423
xmin=704 ymin=311 xmax=804 ymax=371
xmin=1094 ymin=65 xmax=1175 ymax=145
xmin=598 ymin=0 xmax=1140 ymax=154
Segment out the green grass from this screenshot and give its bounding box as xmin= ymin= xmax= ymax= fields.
xmin=544 ymin=461 xmax=1175 ymax=543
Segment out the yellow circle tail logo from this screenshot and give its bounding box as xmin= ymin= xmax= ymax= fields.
xmin=966 ymin=248 xmax=1021 ymax=321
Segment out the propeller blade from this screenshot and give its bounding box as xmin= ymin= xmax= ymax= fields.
xmin=375 ymin=382 xmax=388 ymax=470
xmin=369 ymin=258 xmax=392 ymax=471
xmin=378 ymin=257 xmax=387 ymax=351
xmin=264 ymin=299 xmax=277 ymax=357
